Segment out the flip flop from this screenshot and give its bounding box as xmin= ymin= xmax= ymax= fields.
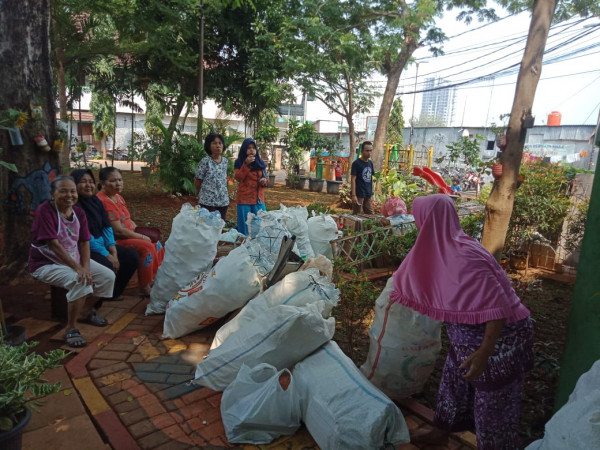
xmin=78 ymin=312 xmax=108 ymax=327
xmin=63 ymin=329 xmax=87 ymax=348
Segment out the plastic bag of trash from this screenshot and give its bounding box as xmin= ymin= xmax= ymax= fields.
xmin=221 ymin=363 xmax=301 ymax=444
xmin=281 ymin=204 xmax=314 ymax=259
xmin=147 ymin=205 xmax=223 ymax=315
xmin=381 ymin=196 xmax=407 ymax=217
xmin=194 ymin=302 xmax=335 ymax=391
xmin=294 ymin=341 xmax=410 ymax=449
xmin=162 ymin=245 xmax=262 ymax=339
xmin=525 ymin=359 xmax=600 ymax=449
xmin=360 ymin=277 xmax=442 ymax=398
xmin=307 ymin=213 xmax=339 ymax=259
xmin=210 ymin=268 xmax=338 ymax=351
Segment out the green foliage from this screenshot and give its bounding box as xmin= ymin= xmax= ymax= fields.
xmin=505 ymin=159 xmax=572 ymax=253
xmin=306 ymin=202 xmax=333 ymax=216
xmin=564 ymin=199 xmax=589 ymax=253
xmin=460 ymin=212 xmax=484 ymax=241
xmin=380 ymin=228 xmax=418 ymax=266
xmin=386 ymin=98 xmax=404 ymax=145
xmin=413 ymin=114 xmax=447 ymax=127
xmin=373 ymin=169 xmax=421 ymax=208
xmin=445 ymin=134 xmax=485 ymax=168
xmin=338 ymin=180 xmax=352 ymax=208
xmin=89 ymin=90 xmax=115 ymax=142
xmin=0 ymin=341 xmax=67 ymax=431
xmin=157 ymin=134 xmax=207 ymax=194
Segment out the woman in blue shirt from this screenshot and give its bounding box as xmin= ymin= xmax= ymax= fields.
xmin=71 ymin=170 xmax=139 ymax=321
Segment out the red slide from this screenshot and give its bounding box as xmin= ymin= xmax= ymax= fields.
xmin=412 ymin=166 xmax=451 ymax=194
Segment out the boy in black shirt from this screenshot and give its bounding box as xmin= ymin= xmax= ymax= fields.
xmin=351 ymin=141 xmax=374 ymax=214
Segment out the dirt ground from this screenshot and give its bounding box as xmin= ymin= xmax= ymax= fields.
xmin=1 ymin=170 xmax=574 ymax=447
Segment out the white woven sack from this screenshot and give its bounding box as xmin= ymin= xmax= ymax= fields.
xmin=307 ymin=214 xmax=338 ymax=259
xmin=210 ymin=268 xmax=338 ymax=350
xmin=525 ymin=359 xmax=600 ymax=450
xmin=221 ymin=363 xmax=301 ymax=444
xmin=194 ymin=302 xmax=335 ymax=391
xmin=360 ymin=276 xmax=442 ymax=398
xmin=162 ymin=245 xmax=262 ymax=339
xmin=294 ymin=341 xmax=410 ymax=450
xmin=280 ymin=204 xmax=314 ymax=259
xmin=146 ymin=205 xmax=223 ymax=315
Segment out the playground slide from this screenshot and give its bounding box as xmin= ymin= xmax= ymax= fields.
xmin=412 ymin=166 xmax=451 ymax=194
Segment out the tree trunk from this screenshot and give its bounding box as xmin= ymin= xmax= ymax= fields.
xmin=481 ymin=0 xmax=558 ymax=261
xmin=0 ymin=0 xmax=58 ymax=280
xmin=372 ymin=51 xmax=414 ymax=171
xmin=52 ymin=6 xmax=70 ymax=169
xmin=346 ymin=84 xmax=356 ymax=182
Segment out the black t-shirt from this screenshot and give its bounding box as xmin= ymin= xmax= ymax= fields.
xmin=351 ymin=158 xmax=374 ymax=198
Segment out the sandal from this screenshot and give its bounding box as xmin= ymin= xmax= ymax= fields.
xmin=63 ymin=329 xmax=87 ymax=348
xmin=78 ymin=311 xmax=108 ymax=327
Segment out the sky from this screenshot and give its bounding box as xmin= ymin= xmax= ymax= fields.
xmin=305 ymin=10 xmax=600 ymax=129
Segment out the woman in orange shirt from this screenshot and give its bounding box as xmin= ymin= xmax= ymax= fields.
xmin=234 ymin=138 xmax=268 ymax=235
xmin=97 ymin=167 xmax=164 ymax=296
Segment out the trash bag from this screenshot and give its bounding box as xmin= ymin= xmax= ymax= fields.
xmin=210 ymin=268 xmax=338 ymax=351
xmin=381 ymin=197 xmax=407 ymax=217
xmin=525 ymin=359 xmax=600 ymax=449
xmin=281 ymin=204 xmax=314 ymax=259
xmin=221 ymin=363 xmax=301 ymax=444
xmin=307 ymin=214 xmax=339 ymax=259
xmin=162 ymin=245 xmax=262 ymax=339
xmin=360 ymin=277 xmax=442 ymax=398
xmin=294 ymin=341 xmax=410 ymax=450
xmin=146 ymin=204 xmax=223 ymax=315
xmin=194 ymin=302 xmax=335 ymax=391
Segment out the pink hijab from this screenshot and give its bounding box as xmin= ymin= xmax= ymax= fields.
xmin=391 ymin=194 xmax=530 ymax=324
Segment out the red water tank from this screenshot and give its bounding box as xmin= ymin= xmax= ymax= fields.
xmin=548 ymin=111 xmax=562 ymax=126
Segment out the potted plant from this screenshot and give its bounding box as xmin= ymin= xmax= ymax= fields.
xmin=0 ymin=341 xmax=67 ymax=449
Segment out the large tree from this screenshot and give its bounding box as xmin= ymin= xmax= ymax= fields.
xmin=279 ymin=0 xmax=378 ymax=169
xmin=0 ymin=0 xmax=59 ymax=279
xmin=481 ymin=0 xmax=599 ymax=259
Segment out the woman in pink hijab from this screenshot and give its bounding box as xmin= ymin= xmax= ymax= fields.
xmin=391 ymin=194 xmax=533 ymax=449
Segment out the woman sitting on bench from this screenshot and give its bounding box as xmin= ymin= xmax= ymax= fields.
xmin=29 ymin=176 xmax=115 ymax=348
xmin=71 ymin=169 xmax=139 ymax=306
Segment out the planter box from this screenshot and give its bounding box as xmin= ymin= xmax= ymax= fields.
xmin=326 ymin=180 xmax=342 ymax=195
xmin=308 ymin=178 xmax=324 ymax=192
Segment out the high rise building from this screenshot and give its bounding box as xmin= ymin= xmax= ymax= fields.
xmin=420 ymin=77 xmax=456 ymax=126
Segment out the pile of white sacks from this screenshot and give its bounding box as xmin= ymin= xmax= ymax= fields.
xmin=145 ymin=203 xmax=410 ymax=448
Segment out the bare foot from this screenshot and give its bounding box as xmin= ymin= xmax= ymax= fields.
xmin=410 ymin=427 xmax=450 ymax=447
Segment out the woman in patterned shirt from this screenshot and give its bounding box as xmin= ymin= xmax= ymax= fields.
xmin=194 ymin=133 xmax=230 ymax=220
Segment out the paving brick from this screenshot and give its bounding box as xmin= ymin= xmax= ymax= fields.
xmin=189 ymin=432 xmax=208 ymax=448
xmin=103 ymin=342 xmax=137 ymax=352
xmin=141 ymin=402 xmax=169 ymax=419
xmin=121 ymin=377 xmax=142 ymax=390
xmin=149 ymin=412 xmax=177 ymax=430
xmin=153 ymin=440 xmax=193 ymax=450
xmin=88 ymin=358 xmax=121 ymax=370
xmin=132 ymin=362 xmax=160 ymax=371
xmin=126 ymin=383 xmax=151 ymax=398
xmin=137 ymin=393 xmax=160 ymax=407
xmin=155 ymin=364 xmax=195 ymax=375
xmin=166 ymin=374 xmax=194 ymax=385
xmin=114 ymin=397 xmax=141 ymax=414
xmin=197 ymin=421 xmax=226 ymax=442
xmin=119 ymin=407 xmax=149 ymax=426
xmin=208 ymin=436 xmax=231 ymax=447
xmin=116 ymin=330 xmax=144 ymax=339
xmin=158 ymin=383 xmax=197 ymax=400
xmin=198 ymin=405 xmax=221 ymax=425
xmin=161 ymin=424 xmax=187 ymax=440
xmin=95 ymin=349 xmax=131 ymax=360
xmin=129 ymin=419 xmax=158 ymax=439
xmin=138 ymin=430 xmax=171 ymax=450
xmin=180 ymin=401 xmax=208 ymax=421
xmin=137 ymin=371 xmax=170 ymax=384
xmin=154 ymin=354 xmax=181 ymax=364
xmin=107 ymin=389 xmax=135 ymax=407
xmin=146 ymin=382 xmax=172 ymax=394
xmin=126 ymin=353 xmax=146 ymax=363
xmin=181 ymin=387 xmax=218 ymax=405
xmin=99 ymin=382 xmax=123 ymax=397
xmin=205 ymin=393 xmax=222 ymax=409
xmin=163 ymin=400 xmax=180 ymax=412
xmin=90 ymin=361 xmax=130 ymax=379
xmin=97 ymin=370 xmax=134 ymax=386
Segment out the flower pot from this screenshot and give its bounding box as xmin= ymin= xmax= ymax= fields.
xmin=492 ymin=163 xmax=503 ymax=180
xmin=140 ymin=166 xmax=151 ymax=180
xmin=326 ymin=180 xmax=342 ymax=195
xmin=267 ymin=174 xmax=276 ymax=188
xmin=308 ymin=178 xmax=324 ymax=192
xmin=298 ymin=176 xmax=307 ymax=190
xmin=52 ymin=139 xmax=64 ymax=153
xmin=0 ymin=407 xmax=31 ymax=450
xmin=2 ymin=325 xmax=26 ymax=346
